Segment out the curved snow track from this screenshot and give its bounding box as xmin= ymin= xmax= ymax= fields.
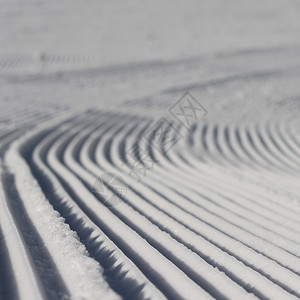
xmin=1 ymin=92 xmax=300 ymax=299
xmin=1 ymin=1 xmax=300 ymax=296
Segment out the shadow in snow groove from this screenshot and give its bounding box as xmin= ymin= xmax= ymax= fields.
xmin=0 ymin=227 xmax=19 ymax=300
xmin=1 ymin=172 xmax=70 ymax=300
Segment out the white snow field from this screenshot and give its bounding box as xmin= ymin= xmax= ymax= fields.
xmin=0 ymin=0 xmax=300 ymax=299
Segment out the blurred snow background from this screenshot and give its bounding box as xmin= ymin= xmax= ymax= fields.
xmin=0 ymin=0 xmax=300 ymax=122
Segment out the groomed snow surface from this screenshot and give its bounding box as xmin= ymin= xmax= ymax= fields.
xmin=1 ymin=0 xmax=300 ymax=299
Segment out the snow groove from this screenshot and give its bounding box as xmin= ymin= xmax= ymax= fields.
xmin=2 ymin=104 xmax=298 ymax=299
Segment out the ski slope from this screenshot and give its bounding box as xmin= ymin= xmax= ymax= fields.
xmin=0 ymin=0 xmax=300 ymax=299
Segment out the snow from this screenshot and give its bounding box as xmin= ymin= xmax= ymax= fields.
xmin=1 ymin=0 xmax=300 ymax=299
